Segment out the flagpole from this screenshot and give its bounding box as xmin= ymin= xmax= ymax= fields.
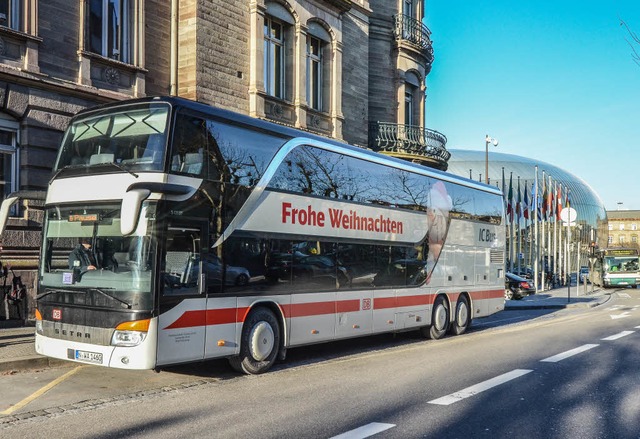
xmin=540 ymin=171 xmax=547 ymax=291
xmin=509 ymin=172 xmax=515 ymax=272
xmin=553 ymin=181 xmax=558 ymax=287
xmin=533 ymin=166 xmax=539 ymax=291
xmin=516 ymin=176 xmax=521 ymax=274
xmin=547 ymin=174 xmax=553 ymax=289
xmin=524 ymin=181 xmax=530 ymax=272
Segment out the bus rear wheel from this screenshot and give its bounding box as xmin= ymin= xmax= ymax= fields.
xmin=421 ymin=295 xmax=449 ymax=340
xmin=229 ymin=308 xmax=281 ymax=375
xmin=449 ymin=295 xmax=471 ymax=336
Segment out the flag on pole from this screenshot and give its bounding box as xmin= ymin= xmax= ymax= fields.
xmin=507 ymin=173 xmax=514 ymax=222
xmin=531 ymin=177 xmax=540 ymax=221
xmin=566 ymin=187 xmax=571 ymax=208
xmin=556 ymin=184 xmax=562 ymax=221
xmin=541 ymin=176 xmax=548 ymax=220
xmin=516 ymin=178 xmax=522 ymax=219
xmin=549 ymin=179 xmax=555 ymax=222
xmin=523 ymin=182 xmax=529 ymax=220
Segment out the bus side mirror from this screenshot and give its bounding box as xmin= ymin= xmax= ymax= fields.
xmin=121 ymin=188 xmax=151 ymax=236
xmin=0 ymin=195 xmax=20 ymax=237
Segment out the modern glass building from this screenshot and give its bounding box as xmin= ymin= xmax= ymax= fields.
xmin=446 ymin=149 xmax=607 ymax=277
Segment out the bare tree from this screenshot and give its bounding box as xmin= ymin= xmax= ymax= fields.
xmin=621 ymin=19 xmax=640 ymax=66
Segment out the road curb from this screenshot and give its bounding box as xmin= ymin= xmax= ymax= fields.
xmin=0 ymin=356 xmax=70 ymax=373
xmin=504 ymin=291 xmax=612 ymax=311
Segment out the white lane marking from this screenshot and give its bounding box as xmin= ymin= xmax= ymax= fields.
xmin=428 ymin=369 xmax=533 ymax=406
xmin=602 ymin=330 xmax=635 ymax=341
xmin=610 ymin=312 xmax=631 ymax=320
xmin=540 ymin=344 xmax=599 ymax=363
xmin=330 ymin=423 xmax=396 ymax=439
xmin=618 ymin=293 xmax=631 ymax=299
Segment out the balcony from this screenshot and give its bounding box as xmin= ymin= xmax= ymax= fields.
xmin=369 ymin=122 xmax=450 ymax=170
xmin=393 ymin=14 xmax=434 ymax=64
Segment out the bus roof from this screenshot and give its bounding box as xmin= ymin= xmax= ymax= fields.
xmin=71 ymin=96 xmax=502 ymax=197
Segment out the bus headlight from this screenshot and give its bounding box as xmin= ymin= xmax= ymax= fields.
xmin=111 ymin=319 xmax=150 ymax=347
xmin=111 ymin=330 xmax=147 ymax=347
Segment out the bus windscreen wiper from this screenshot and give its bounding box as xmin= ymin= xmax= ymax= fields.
xmin=49 ymin=165 xmax=88 ymax=184
xmin=91 ymin=288 xmax=133 ymax=309
xmin=102 ymin=162 xmax=139 ymax=178
xmin=37 ymin=288 xmax=85 ymax=300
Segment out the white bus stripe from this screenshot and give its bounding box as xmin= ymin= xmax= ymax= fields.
xmin=330 ymin=423 xmax=396 ymax=439
xmin=602 ymin=331 xmax=635 ymax=341
xmin=428 ymin=369 xmax=532 ymax=406
xmin=540 ymin=344 xmax=599 ymax=363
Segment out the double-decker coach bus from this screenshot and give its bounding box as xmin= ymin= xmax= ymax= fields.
xmin=592 ymin=248 xmax=640 ymax=288
xmin=0 ymin=97 xmax=505 ymax=374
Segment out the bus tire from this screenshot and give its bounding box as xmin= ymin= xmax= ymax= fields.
xmin=424 ymin=295 xmax=449 ymax=340
xmin=229 ymin=307 xmax=281 ymax=375
xmin=449 ymin=294 xmax=471 ymax=336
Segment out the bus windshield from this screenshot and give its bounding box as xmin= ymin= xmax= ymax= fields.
xmin=40 ymin=203 xmax=157 ymax=296
xmin=605 ymin=256 xmax=639 ymax=273
xmin=55 ymin=103 xmax=170 ymax=172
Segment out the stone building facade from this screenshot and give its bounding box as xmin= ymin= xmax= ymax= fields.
xmin=607 ymin=210 xmax=640 ymax=249
xmin=0 ymin=0 xmax=448 ymax=320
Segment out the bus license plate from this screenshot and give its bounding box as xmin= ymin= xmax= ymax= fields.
xmin=75 ymin=350 xmax=103 ymax=364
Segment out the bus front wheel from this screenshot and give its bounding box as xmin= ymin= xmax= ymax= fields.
xmin=229 ymin=307 xmax=281 ymax=375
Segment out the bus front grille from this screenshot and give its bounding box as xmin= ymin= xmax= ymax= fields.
xmin=41 ymin=320 xmax=113 ymax=346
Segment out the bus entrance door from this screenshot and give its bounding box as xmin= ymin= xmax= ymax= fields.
xmin=156 ymin=225 xmax=206 ymax=366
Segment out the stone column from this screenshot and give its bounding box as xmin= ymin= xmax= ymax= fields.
xmin=249 ymin=1 xmax=266 ymax=118
xmin=294 ymin=23 xmax=308 ymax=129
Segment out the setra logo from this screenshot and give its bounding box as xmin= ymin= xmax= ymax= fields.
xmin=52 ymin=309 xmax=62 ymax=320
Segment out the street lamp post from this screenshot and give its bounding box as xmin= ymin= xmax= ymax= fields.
xmin=485 ymin=135 xmax=498 ymax=184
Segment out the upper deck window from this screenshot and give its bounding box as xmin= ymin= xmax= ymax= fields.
xmin=55 ymin=103 xmax=170 ymax=173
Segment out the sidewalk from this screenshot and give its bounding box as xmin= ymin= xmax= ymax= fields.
xmin=0 ymin=323 xmax=67 ymax=373
xmin=0 ymin=285 xmax=612 ymax=373
xmin=504 ymin=283 xmax=611 ymax=310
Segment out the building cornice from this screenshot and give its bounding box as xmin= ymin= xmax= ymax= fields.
xmin=325 ymin=0 xmax=352 ymax=13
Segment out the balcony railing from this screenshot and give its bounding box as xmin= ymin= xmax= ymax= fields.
xmin=369 ymin=122 xmax=450 ymax=169
xmin=393 ymin=14 xmax=434 ymax=60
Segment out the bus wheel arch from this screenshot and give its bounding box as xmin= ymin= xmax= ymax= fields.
xmin=229 ymin=305 xmax=283 ymax=374
xmin=449 ymin=293 xmax=471 ymax=336
xmin=421 ymin=294 xmax=450 ymax=340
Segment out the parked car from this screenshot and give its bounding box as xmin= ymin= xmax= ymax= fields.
xmin=505 ymin=272 xmax=536 ymax=300
xmin=202 ymin=255 xmax=250 ymax=286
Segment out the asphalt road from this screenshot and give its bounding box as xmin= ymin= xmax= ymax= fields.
xmin=2 ymin=289 xmax=639 ymax=438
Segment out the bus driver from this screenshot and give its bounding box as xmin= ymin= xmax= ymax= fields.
xmin=68 ymin=237 xmax=98 ymax=272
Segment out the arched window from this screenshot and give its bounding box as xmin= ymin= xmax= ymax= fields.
xmin=264 ymin=2 xmax=294 ymax=101
xmin=307 ymin=22 xmax=331 ymax=112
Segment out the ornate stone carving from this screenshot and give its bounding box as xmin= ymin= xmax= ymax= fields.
xmin=272 ymin=103 xmax=284 ymax=118
xmin=103 ymin=67 xmax=120 ymax=85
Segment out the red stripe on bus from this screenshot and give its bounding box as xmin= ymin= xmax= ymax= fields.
xmin=163 ymin=310 xmax=207 ymax=329
xmin=374 ymin=294 xmax=433 ymax=309
xmin=283 ymin=301 xmax=336 ymax=318
xmin=336 ymin=299 xmax=361 ymax=313
xmin=163 ymin=289 xmax=503 ymax=329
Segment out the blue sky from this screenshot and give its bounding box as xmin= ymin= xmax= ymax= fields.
xmin=425 ymin=1 xmax=640 ymax=211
